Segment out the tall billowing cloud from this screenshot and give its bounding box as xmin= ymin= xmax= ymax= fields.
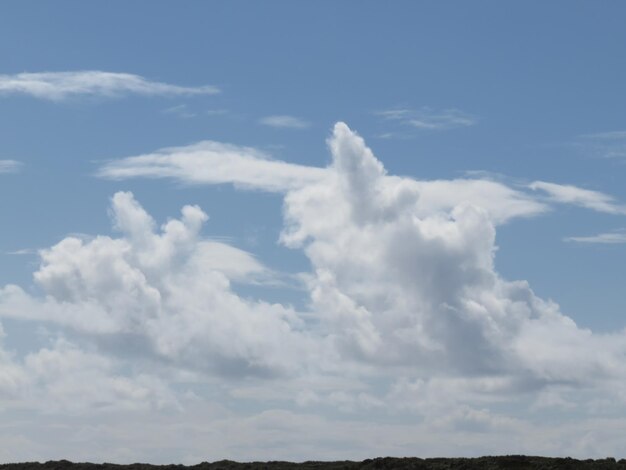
xmin=0 ymin=71 xmax=219 ymax=101
xmin=0 ymin=191 xmax=307 ymax=379
xmin=2 ymin=123 xmax=626 ymax=460
xmin=281 ymin=124 xmax=626 ymax=386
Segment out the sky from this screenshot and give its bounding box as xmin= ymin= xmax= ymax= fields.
xmin=1 ymin=0 xmax=626 ymax=463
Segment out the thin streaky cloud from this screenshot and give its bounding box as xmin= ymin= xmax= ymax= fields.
xmin=604 ymin=150 xmax=626 ymax=159
xmin=5 ymin=248 xmax=37 ymax=255
xmin=376 ymin=106 xmax=477 ymax=132
xmin=529 ymin=181 xmax=626 ymax=215
xmin=580 ymin=130 xmax=626 ymax=140
xmin=259 ymin=115 xmax=311 ymax=129
xmin=97 ymin=140 xmax=326 ymax=192
xmin=0 ymin=160 xmax=22 ymax=174
xmin=376 ymin=132 xmax=403 ymax=139
xmin=162 ymin=104 xmax=197 ymax=119
xmin=206 ymin=109 xmax=229 ymax=116
xmin=0 ymin=71 xmax=220 ymax=101
xmin=565 ymin=231 xmax=626 ymax=244
xmin=570 ymin=132 xmax=626 ymax=160
xmin=376 ymin=108 xmax=412 ymax=120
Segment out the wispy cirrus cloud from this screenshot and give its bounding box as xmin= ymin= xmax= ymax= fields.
xmin=97 ymin=140 xmax=327 ymax=192
xmin=565 ymin=230 xmax=626 ymax=244
xmin=581 ymin=130 xmax=626 ymax=140
xmin=529 ymin=181 xmax=626 ymax=215
xmin=376 ymin=106 xmax=477 ymax=133
xmin=0 ymin=71 xmax=220 ymax=101
xmin=575 ymin=130 xmax=626 ymax=160
xmin=0 ymin=160 xmax=22 ymax=174
xmin=162 ymin=104 xmax=197 ymax=119
xmin=259 ymin=115 xmax=310 ymax=129
xmin=163 ymin=106 xmax=230 ymax=119
xmin=4 ymin=248 xmax=37 ymax=256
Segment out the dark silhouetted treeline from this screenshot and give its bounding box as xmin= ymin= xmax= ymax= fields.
xmin=2 ymin=457 xmax=626 ymax=470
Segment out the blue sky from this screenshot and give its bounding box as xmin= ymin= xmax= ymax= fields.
xmin=1 ymin=1 xmax=626 ymax=463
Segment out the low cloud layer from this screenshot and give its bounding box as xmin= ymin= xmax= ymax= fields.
xmin=2 ymin=123 xmax=626 ymax=461
xmin=0 ymin=71 xmax=219 ymax=101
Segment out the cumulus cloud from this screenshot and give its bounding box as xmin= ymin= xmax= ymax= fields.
xmin=0 ymin=323 xmax=174 ymax=413
xmin=22 ymin=339 xmax=179 ymax=412
xmin=94 ymin=123 xmax=626 ymax=384
xmin=0 ymin=324 xmax=27 ymax=400
xmin=4 ymin=122 xmax=626 ymax=460
xmin=278 ymin=123 xmax=626 ymax=387
xmin=0 ymin=192 xmax=309 ymax=378
xmin=0 ymin=71 xmax=219 ymax=101
xmin=259 ymin=115 xmax=310 ymax=129
xmin=22 ymin=124 xmax=626 ymax=384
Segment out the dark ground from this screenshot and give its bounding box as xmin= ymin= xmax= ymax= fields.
xmin=2 ymin=457 xmax=626 ymax=470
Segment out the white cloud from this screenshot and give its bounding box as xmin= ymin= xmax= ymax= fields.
xmin=4 ymin=401 xmax=626 ymax=462
xmin=4 ymin=248 xmax=37 ymax=256
xmin=377 ymin=107 xmax=477 ymax=131
xmin=0 ymin=324 xmax=28 ymax=400
xmin=278 ymin=123 xmax=626 ymax=387
xmin=0 ymin=321 xmax=175 ymax=414
xmin=5 ymin=122 xmax=626 ymax=460
xmin=412 ymin=179 xmax=547 ymax=224
xmin=97 ymin=142 xmax=546 ymax=225
xmin=22 ymin=338 xmax=179 ymax=413
xmin=0 ymin=160 xmax=22 ymax=174
xmin=93 ymin=125 xmax=626 ymax=384
xmin=565 ymin=230 xmax=626 ymax=244
xmin=98 ymin=140 xmax=328 ymax=192
xmin=0 ymin=191 xmax=309 ymax=378
xmin=573 ymin=131 xmax=626 ymax=160
xmin=162 ymin=104 xmax=196 ymax=119
xmin=95 ymin=123 xmax=626 ymax=386
xmin=0 ymin=71 xmax=219 ymax=101
xmin=529 ymin=181 xmax=626 ymax=215
xmin=259 ymin=115 xmax=311 ymax=129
